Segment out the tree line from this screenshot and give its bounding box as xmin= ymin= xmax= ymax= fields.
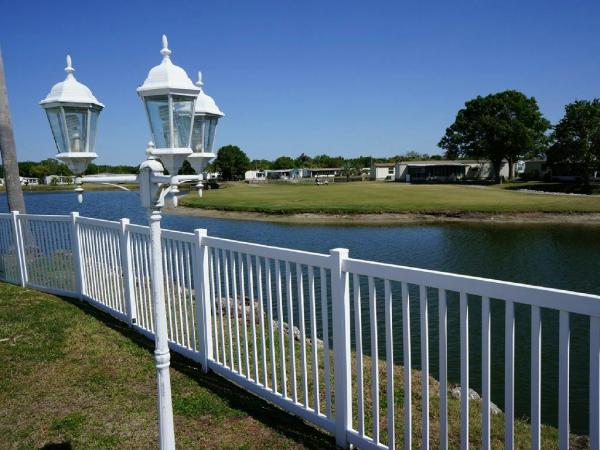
xmin=208 ymin=146 xmax=444 ymax=181
xmin=438 ymin=90 xmax=600 ymax=184
xmin=5 ymin=91 xmax=599 ymax=184
xmin=211 ymin=92 xmax=600 ymax=183
xmin=0 ymin=159 xmax=141 ymax=181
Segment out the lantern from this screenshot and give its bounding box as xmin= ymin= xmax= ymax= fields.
xmin=137 ymin=35 xmax=200 ymax=175
xmin=187 ymin=72 xmax=224 ymax=173
xmin=40 ymin=55 xmax=104 ymax=175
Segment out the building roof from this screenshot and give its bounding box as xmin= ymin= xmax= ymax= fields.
xmin=372 ymin=162 xmax=396 ymax=167
xmin=307 ymin=167 xmax=341 ymax=171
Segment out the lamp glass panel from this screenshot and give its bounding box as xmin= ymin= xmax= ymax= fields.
xmin=88 ymin=108 xmax=100 ymax=153
xmin=45 ymin=107 xmax=68 ymax=153
xmin=172 ymin=95 xmax=194 ymax=148
xmin=191 ymin=115 xmax=206 ymax=152
xmin=205 ymin=116 xmax=218 ymax=153
xmin=63 ymin=107 xmax=88 ymax=153
xmin=144 ymin=96 xmax=170 ymax=148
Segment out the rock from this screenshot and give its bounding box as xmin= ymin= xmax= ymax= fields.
xmin=490 ymin=401 xmax=502 ymax=415
xmin=450 ymin=386 xmax=480 ymax=401
xmin=449 ymin=386 xmax=502 ymax=415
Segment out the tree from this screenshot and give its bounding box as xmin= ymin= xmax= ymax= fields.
xmin=438 ymin=90 xmax=550 ymax=181
xmin=249 ymin=159 xmax=272 ymax=170
xmin=213 ymin=145 xmax=250 ymax=181
xmin=0 ymin=48 xmax=25 ymax=212
xmin=340 ymin=161 xmax=360 ymax=181
xmin=271 ymin=156 xmax=295 ymax=170
xmin=295 ymin=153 xmax=312 ymax=168
xmin=546 ymin=99 xmax=600 ymax=187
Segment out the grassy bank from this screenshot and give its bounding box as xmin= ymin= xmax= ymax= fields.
xmin=2 ymin=282 xmax=579 ymax=449
xmin=0 ymin=283 xmax=333 ymax=449
xmin=179 ymin=182 xmax=600 ymax=215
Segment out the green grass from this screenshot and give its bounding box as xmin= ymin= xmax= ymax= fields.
xmin=179 ymin=181 xmax=600 ymax=215
xmin=0 ymin=282 xmax=333 ymax=449
xmin=1 ymin=282 xmax=585 ymax=449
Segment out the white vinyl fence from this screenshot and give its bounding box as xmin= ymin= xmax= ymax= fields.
xmin=0 ymin=211 xmax=599 ymax=450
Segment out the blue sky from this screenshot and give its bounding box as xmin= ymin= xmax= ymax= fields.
xmin=1 ymin=0 xmax=599 ymax=165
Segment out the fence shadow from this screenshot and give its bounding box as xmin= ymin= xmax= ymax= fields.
xmin=60 ymin=295 xmax=335 ymax=449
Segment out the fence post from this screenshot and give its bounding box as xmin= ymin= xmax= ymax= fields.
xmin=11 ymin=211 xmax=26 ymax=287
xmin=194 ymin=228 xmax=213 ymax=372
xmin=120 ymin=218 xmax=136 ymax=326
xmin=330 ymin=248 xmax=351 ymax=449
xmin=70 ymin=212 xmax=84 ymax=298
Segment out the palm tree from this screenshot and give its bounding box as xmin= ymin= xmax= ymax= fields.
xmin=0 ymin=48 xmax=25 ymax=213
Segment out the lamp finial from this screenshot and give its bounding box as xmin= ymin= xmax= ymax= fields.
xmin=195 ymin=71 xmax=203 ymax=88
xmin=161 ymin=34 xmax=171 ymax=59
xmin=65 ymin=55 xmax=75 ymax=76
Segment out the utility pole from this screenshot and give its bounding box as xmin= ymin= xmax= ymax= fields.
xmin=0 ymin=47 xmax=26 ymax=213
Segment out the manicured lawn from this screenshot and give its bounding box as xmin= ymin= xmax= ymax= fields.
xmin=0 ymin=282 xmax=333 ymax=449
xmin=179 ymin=182 xmax=600 ymax=214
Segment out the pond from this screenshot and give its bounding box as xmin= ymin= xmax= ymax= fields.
xmin=2 ymin=190 xmax=598 ymax=434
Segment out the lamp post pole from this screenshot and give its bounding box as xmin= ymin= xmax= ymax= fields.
xmin=148 ymin=203 xmax=175 ymax=449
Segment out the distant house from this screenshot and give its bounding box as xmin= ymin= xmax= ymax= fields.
xmin=44 ymin=175 xmax=73 ymax=185
xmin=245 ymin=170 xmax=267 ymax=181
xmin=305 ymin=168 xmax=341 ymax=178
xmin=205 ymin=172 xmax=220 ymax=180
xmin=370 ymin=162 xmax=396 ymax=180
xmin=266 ymin=168 xmax=305 ymax=180
xmin=519 ymin=160 xmax=550 ymax=179
xmin=19 ymin=177 xmax=39 ymax=186
xmin=394 ymin=160 xmax=510 ymax=182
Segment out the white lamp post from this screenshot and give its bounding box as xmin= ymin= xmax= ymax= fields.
xmin=40 ymin=35 xmax=220 ymax=450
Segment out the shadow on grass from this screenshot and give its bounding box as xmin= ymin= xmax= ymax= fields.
xmin=39 ymin=443 xmax=72 ymax=450
xmin=60 ymin=296 xmax=335 ymax=449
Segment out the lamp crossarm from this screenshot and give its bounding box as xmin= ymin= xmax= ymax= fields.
xmin=79 ymin=174 xmax=139 ymax=184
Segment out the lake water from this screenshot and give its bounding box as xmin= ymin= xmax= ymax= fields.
xmin=2 ymin=190 xmax=598 ymax=434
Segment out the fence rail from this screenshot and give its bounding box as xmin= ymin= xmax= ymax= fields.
xmin=0 ymin=211 xmax=598 ymax=450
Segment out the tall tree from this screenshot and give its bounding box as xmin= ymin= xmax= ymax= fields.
xmin=213 ymin=145 xmax=250 ymax=181
xmin=0 ymin=48 xmax=25 ymax=212
xmin=546 ymin=99 xmax=600 ymax=187
xmin=295 ymin=152 xmax=312 ymax=168
xmin=438 ymin=90 xmax=550 ymax=181
xmin=271 ymin=156 xmax=295 ymax=170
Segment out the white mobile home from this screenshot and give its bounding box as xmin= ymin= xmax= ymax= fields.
xmin=370 ymin=162 xmax=396 ymax=180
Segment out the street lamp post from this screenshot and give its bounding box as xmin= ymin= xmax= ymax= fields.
xmin=40 ymin=35 xmax=224 ymax=450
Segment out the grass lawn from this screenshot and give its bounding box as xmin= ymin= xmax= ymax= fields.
xmin=1 ymin=282 xmax=584 ymax=449
xmin=0 ymin=282 xmax=334 ymax=449
xmin=179 ymin=182 xmax=600 ymax=215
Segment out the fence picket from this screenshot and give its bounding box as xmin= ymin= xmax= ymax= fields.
xmin=353 ymin=273 xmax=364 ymax=436
xmin=439 ymin=289 xmax=448 ymax=450
xmin=505 ymin=300 xmax=515 ymax=450
xmin=482 ymin=296 xmax=491 ymax=450
xmin=402 ymin=281 xmax=412 ymax=450
xmin=384 ymin=279 xmax=395 ymax=450
xmin=559 ymin=310 xmax=570 ymax=449
xmin=276 ymin=260 xmax=287 ymax=398
xmin=531 ymin=305 xmax=541 ymax=450
xmin=368 ymin=276 xmax=379 ymax=444
xmin=460 ymin=291 xmax=468 ymax=450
